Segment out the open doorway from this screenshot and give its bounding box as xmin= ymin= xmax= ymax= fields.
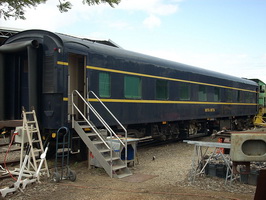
xmin=68 ymin=53 xmax=87 ymax=120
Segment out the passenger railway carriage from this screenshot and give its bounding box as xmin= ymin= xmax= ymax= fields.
xmin=0 ymin=29 xmax=258 ymax=143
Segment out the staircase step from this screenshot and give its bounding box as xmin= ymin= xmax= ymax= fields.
xmin=104 ymin=156 xmax=120 ymax=162
xmin=76 ymin=120 xmax=87 ymax=123
xmin=92 ymin=140 xmax=104 ymax=145
xmin=86 ymin=133 xmax=98 ymax=137
xmin=116 ymin=173 xmax=132 ymax=179
xmin=79 ymin=125 xmax=92 ymax=128
xmin=99 ymin=149 xmax=110 ymax=153
xmin=112 ymin=164 xmax=127 ymax=171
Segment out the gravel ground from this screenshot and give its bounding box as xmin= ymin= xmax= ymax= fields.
xmin=0 ymin=136 xmax=257 ymax=200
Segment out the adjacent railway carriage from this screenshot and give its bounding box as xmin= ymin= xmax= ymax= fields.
xmin=0 ymin=29 xmax=258 ymax=142
xmin=251 ymin=79 xmax=266 ymax=108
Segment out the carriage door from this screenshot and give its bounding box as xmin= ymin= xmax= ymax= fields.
xmin=68 ymin=53 xmax=87 ymax=120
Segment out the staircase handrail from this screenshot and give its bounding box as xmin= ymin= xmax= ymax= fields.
xmin=87 ymin=91 xmax=128 ymax=166
xmin=71 ymin=90 xmax=110 ymax=150
xmin=88 ymin=90 xmax=128 ymax=145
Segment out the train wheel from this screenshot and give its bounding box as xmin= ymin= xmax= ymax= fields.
xmin=188 ymin=123 xmax=198 ymax=135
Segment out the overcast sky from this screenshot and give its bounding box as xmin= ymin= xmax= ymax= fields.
xmin=1 ymin=0 xmax=266 ymax=82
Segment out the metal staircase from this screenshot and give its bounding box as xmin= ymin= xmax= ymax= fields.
xmin=71 ymin=90 xmax=132 ymax=178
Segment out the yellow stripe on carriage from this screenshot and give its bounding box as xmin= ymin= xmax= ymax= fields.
xmin=57 ymin=61 xmax=68 ymax=66
xmin=88 ymin=98 xmax=257 ymax=106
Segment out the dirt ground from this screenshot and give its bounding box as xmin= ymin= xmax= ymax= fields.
xmin=0 ymin=136 xmax=257 ymax=200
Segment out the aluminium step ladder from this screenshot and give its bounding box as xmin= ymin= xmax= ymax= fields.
xmin=17 ymin=108 xmax=50 ymax=178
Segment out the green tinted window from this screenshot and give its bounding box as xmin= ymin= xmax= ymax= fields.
xmin=198 ymin=85 xmax=207 ymax=101
xmin=180 ymin=83 xmax=190 ymax=100
xmin=99 ymin=72 xmax=110 ymax=97
xmin=156 ymin=80 xmax=168 ymax=99
xmin=124 ymin=76 xmax=142 ymax=98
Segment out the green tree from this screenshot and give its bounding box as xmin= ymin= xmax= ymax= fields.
xmin=0 ymin=0 xmax=120 ymax=20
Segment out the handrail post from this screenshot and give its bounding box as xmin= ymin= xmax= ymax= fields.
xmin=71 ymin=92 xmax=74 ymax=128
xmin=110 ymin=132 xmax=113 ymax=178
xmin=125 ymin=131 xmax=127 ymax=166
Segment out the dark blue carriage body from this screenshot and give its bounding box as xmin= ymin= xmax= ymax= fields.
xmin=0 ymin=29 xmax=258 ymax=133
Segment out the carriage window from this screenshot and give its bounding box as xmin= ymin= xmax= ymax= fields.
xmin=124 ymin=75 xmax=142 ymax=98
xmin=99 ymin=72 xmax=111 ymax=97
xmin=246 ymin=92 xmax=254 ymax=103
xmin=198 ymin=85 xmax=207 ymax=101
xmin=214 ymin=87 xmax=221 ymax=101
xmin=225 ymin=90 xmax=234 ymax=102
xmin=180 ymin=83 xmax=190 ymax=100
xmin=238 ymin=91 xmax=246 ymax=103
xmin=237 ymin=90 xmax=241 ymax=102
xmin=156 ymin=80 xmax=168 ymax=100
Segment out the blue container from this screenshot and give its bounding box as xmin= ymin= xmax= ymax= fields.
xmin=121 ymin=145 xmax=134 ymax=160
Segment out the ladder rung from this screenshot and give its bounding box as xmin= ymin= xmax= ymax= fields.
xmin=28 ymin=130 xmax=38 ymax=133
xmin=33 ymin=149 xmax=42 ymax=153
xmin=27 ymin=121 xmax=37 ymax=124
xmin=32 ymin=140 xmax=41 ymax=143
xmin=28 ymin=128 xmax=38 ymax=132
xmin=25 ymin=111 xmax=35 ymax=114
